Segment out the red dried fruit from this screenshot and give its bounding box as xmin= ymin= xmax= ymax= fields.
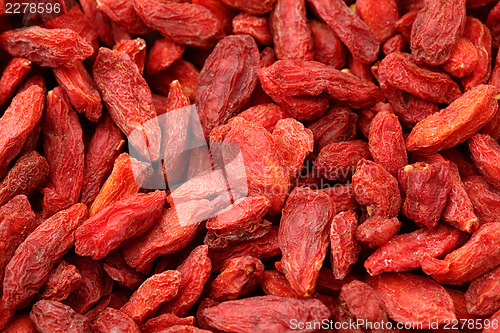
xmin=196 ymin=35 xmax=259 ymax=137
xmin=365 ymin=222 xmax=462 ymax=276
xmin=2 ymin=314 xmax=36 ymax=333
xmin=145 ymin=38 xmax=185 ymax=75
xmin=442 ymin=38 xmax=478 ymax=78
xmin=406 ymin=84 xmax=498 ymax=154
xmin=75 ymin=191 xmax=165 ymax=260
xmin=53 ymin=62 xmax=102 ymax=123
xmin=93 ymin=308 xmax=140 ymax=333
xmin=93 ymin=47 xmax=161 ymax=161
xmin=232 ymin=13 xmax=272 ymax=46
xmin=462 ymin=17 xmax=492 ymax=90
xmin=330 ymin=210 xmax=360 ymax=280
xmin=140 ymin=314 xmax=196 ymax=333
xmin=221 ymin=0 xmax=274 ymax=14
xmin=103 ymin=252 xmax=145 ymax=290
xmin=39 ymin=261 xmax=82 ymax=302
xmin=259 ymin=60 xmax=385 ymax=120
xmin=486 ymin=0 xmax=500 ymax=50
xmin=80 ymin=116 xmax=124 ymax=206
xmin=395 ymin=10 xmax=418 ymax=42
xmin=367 ymin=272 xmax=456 ymax=328
xmin=79 ymin=0 xmax=114 ymax=47
xmin=64 ymin=255 xmax=114 ymax=314
xmin=0 ymin=152 xmax=49 ymax=207
xmin=356 ymin=0 xmax=398 ymax=42
xmin=158 ymin=245 xmax=212 ymax=317
xmin=123 ymin=201 xmax=217 ymax=273
xmin=279 ymin=187 xmax=334 ymax=296
xmin=237 ymin=103 xmax=290 ymax=133
xmin=352 ymin=159 xmax=401 ymax=218
xmin=193 ymin=0 xmax=236 ymax=35
xmin=340 ymin=280 xmax=388 ymax=327
xmin=410 ymin=0 xmax=466 ymax=65
xmin=133 ymin=0 xmax=224 ymax=49
xmin=43 ymin=3 xmax=99 ymax=57
xmin=210 ymin=256 xmax=264 ymax=301
xmin=85 ymin=291 xmax=130 ymax=322
xmin=308 ymin=0 xmax=380 ymax=62
xmin=205 ymin=196 xmax=271 ymax=249
xmin=321 ymin=184 xmax=360 ymax=213
xmin=164 ymin=80 xmax=191 ymax=114
xmin=0 ymin=195 xmax=36 ymax=285
xmin=30 ymin=300 xmax=90 ymax=333
xmin=368 ymin=110 xmax=407 ymax=178
xmin=148 ymin=60 xmax=199 ymax=102
xmin=0 ymin=85 xmax=44 ymax=178
xmin=383 ymin=34 xmax=408 ymax=56
xmin=209 ymin=226 xmax=281 ymax=272
xmin=42 ymin=87 xmax=84 ymax=218
xmin=307 ymin=106 xmax=358 ymax=152
xmin=2 ymin=204 xmax=87 ymax=310
xmin=258 ymin=270 xmax=300 ymax=298
xmin=315 ymin=140 xmax=371 ymax=182
xmin=121 ymin=270 xmax=181 ymax=324
xmin=423 ymin=223 xmax=500 ymax=285
xmin=469 ymin=133 xmax=500 ymax=190
xmin=272 ymin=118 xmax=313 ymax=179
xmin=378 ymin=52 xmax=462 ymax=104
xmin=465 ymin=265 xmax=500 ymax=315
xmin=0 ymin=58 xmax=31 ymax=106
xmin=399 ymin=161 xmax=452 ymax=228
xmin=356 ymin=215 xmax=401 ymax=249
xmin=89 ymin=152 xmax=151 ymax=217
xmin=96 ymin=0 xmax=151 ymax=35
xmin=348 ymin=56 xmax=376 ymax=83
xmin=464 ymin=175 xmax=500 ymax=226
xmin=113 ymin=38 xmax=147 ymax=75
xmin=198 ymin=295 xmax=330 ymax=332
xmin=309 ymin=20 xmax=346 ymax=69
xmin=0 ymin=26 xmax=93 ymax=67
xmin=484 ymin=309 xmax=500 ymax=333
xmin=271 ymin=0 xmax=313 ymax=60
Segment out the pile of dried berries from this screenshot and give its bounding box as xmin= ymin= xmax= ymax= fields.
xmin=0 ymin=0 xmax=500 ymax=331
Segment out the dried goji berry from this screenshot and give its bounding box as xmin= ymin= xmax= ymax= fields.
xmin=1 ymin=313 xmax=36 ymax=333
xmin=147 ymin=59 xmax=199 ymax=102
xmin=121 ymin=270 xmax=181 ymax=324
xmin=271 ymin=0 xmax=313 ymax=61
xmin=2 ymin=204 xmax=87 ymax=310
xmin=140 ymin=314 xmax=196 ymax=333
xmin=79 ymin=0 xmax=114 ymax=47
xmin=465 ymin=265 xmax=500 ymax=315
xmin=0 ymin=26 xmax=93 ymax=67
xmin=30 ymin=300 xmax=91 ymax=333
xmin=399 ymin=161 xmax=452 ymax=228
xmin=315 ymin=140 xmax=371 ymax=182
xmin=0 ymin=57 xmax=31 ymax=106
xmin=221 ymin=0 xmax=274 ymax=14
xmin=352 ymin=159 xmax=401 ymax=219
xmin=258 ymin=270 xmax=300 ymax=298
xmin=232 ymin=13 xmax=272 ymax=46
xmin=80 ymin=116 xmax=124 ymax=206
xmin=93 ymin=47 xmax=161 ymax=161
xmin=92 ymin=308 xmax=140 ymax=333
xmin=96 ymin=0 xmax=151 ymax=35
xmin=0 ymin=85 xmax=44 ymax=178
xmin=379 ymin=52 xmax=462 ymax=104
xmin=442 ymin=37 xmax=478 ymax=78
xmin=112 ymin=38 xmax=147 ymax=75
xmin=210 ymin=256 xmax=264 ymax=301
xmin=367 ymin=272 xmax=456 ymax=328
xmin=145 ymin=38 xmax=185 ymax=75
xmin=309 ymin=20 xmax=346 ymax=69
xmin=237 ymin=103 xmax=290 ymax=133
xmin=198 ymin=296 xmax=330 ymax=332
xmin=364 ymin=223 xmax=462 ymax=276
xmin=406 ymin=84 xmax=498 ymax=154
xmin=103 ymin=251 xmax=145 ymax=290
xmin=486 ymin=0 xmax=500 ymax=50
xmin=158 ymin=245 xmax=212 ymax=317
xmin=464 ymin=175 xmax=500 ymax=225
xmin=39 ymin=261 xmax=81 ymax=302
xmin=410 ymin=0 xmax=466 ymax=65
xmin=75 ymin=191 xmax=165 ymax=260
xmin=330 ymin=210 xmax=360 ymax=280
xmin=321 ymin=184 xmax=360 ymax=213
xmin=461 ymin=17 xmax=492 ymax=90
xmin=356 ymin=0 xmax=398 ymax=42
xmin=0 ymin=152 xmax=49 ymax=207
xmin=308 ymin=0 xmax=380 ymax=62
xmin=356 ymin=215 xmax=401 ymax=249
xmin=382 ymin=34 xmax=408 ymax=56
xmin=279 ymin=187 xmax=334 ymax=296
xmin=469 ymin=133 xmax=500 ymax=190
xmin=133 ymin=0 xmax=224 ymax=49
xmin=196 ymin=35 xmax=259 ymax=137
xmin=42 ymin=87 xmax=84 ymax=218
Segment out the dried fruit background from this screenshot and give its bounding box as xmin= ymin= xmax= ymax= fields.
xmin=0 ymin=0 xmax=499 ymax=331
